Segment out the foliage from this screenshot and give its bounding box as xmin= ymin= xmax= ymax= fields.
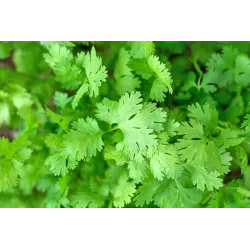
xmin=1 ymin=41 xmax=250 ymax=207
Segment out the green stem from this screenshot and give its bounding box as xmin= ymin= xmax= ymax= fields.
xmin=193 ymin=57 xmax=203 ymax=78
xmin=201 ymin=194 xmax=212 ymax=206
xmin=108 ymin=200 xmax=113 ymax=208
xmin=191 ymin=57 xmax=203 ymax=92
xmin=103 ymin=125 xmax=119 ymax=135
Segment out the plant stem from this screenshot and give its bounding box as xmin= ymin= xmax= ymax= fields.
xmin=108 ymin=200 xmax=113 ymax=208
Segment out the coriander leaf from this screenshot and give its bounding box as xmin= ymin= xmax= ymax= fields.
xmin=44 ymin=43 xmax=82 ymax=89
xmin=46 ymin=117 xmax=104 ymax=176
xmin=235 ymin=54 xmax=250 ymax=86
xmin=215 ymin=128 xmax=244 ymax=149
xmin=129 ymin=41 xmax=155 ymax=59
xmin=111 ymin=170 xmax=136 ymax=208
xmin=0 ymin=102 xmax=10 ymax=126
xmin=147 ymin=55 xmax=173 ymax=101
xmin=54 ymin=91 xmax=72 ymax=109
xmin=187 ymin=103 xmax=218 ymax=130
xmin=178 ymin=119 xmax=204 ymax=139
xmin=154 ymin=181 xmax=199 ymax=208
xmin=127 ymin=160 xmax=148 ymax=183
xmin=206 ymin=46 xmax=239 ymax=87
xmin=150 ymin=145 xmax=183 ymax=181
xmin=40 ymin=41 xmax=75 ymax=49
xmin=83 ymin=46 xmax=108 ymax=97
xmin=134 ymin=177 xmax=161 ymax=207
xmin=187 ymin=165 xmax=223 ymax=191
xmin=71 ymin=83 xmax=88 ymax=109
xmin=46 ymin=107 xmax=70 ymax=131
xmin=70 ymin=191 xmax=105 ymax=208
xmin=63 ymin=117 xmax=104 ymax=161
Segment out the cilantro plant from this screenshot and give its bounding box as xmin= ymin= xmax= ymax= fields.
xmin=1 ymin=41 xmax=250 ymax=208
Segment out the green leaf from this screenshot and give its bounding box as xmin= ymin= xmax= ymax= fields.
xmin=150 ymin=145 xmax=183 ymax=181
xmin=135 ymin=103 xmax=167 ymax=133
xmin=0 ymin=102 xmax=10 ymax=126
xmin=147 ymin=55 xmax=173 ymax=101
xmin=46 ymin=107 xmax=70 ymax=131
xmin=83 ymin=46 xmax=108 ymax=97
xmin=129 ymin=41 xmax=155 ymax=59
xmin=127 ymin=160 xmax=148 ymax=183
xmin=40 ymin=41 xmax=75 ymax=49
xmin=129 ymin=58 xmax=153 ymax=80
xmin=0 ymin=42 xmax=12 ymax=59
xmin=70 ymin=191 xmax=105 ymax=208
xmin=46 ymin=117 xmax=104 ymax=176
xmin=235 ymin=146 xmax=248 ymax=173
xmin=64 ymin=117 xmax=104 ymax=161
xmin=114 ymin=48 xmax=133 ymax=77
xmin=242 ymin=114 xmax=250 ymax=129
xmin=178 ymin=119 xmax=204 ymax=139
xmin=111 ymin=170 xmax=136 ymax=208
xmin=10 ymin=85 xmax=33 ymax=109
xmin=187 ymin=103 xmax=218 ymax=130
xmin=115 ymin=76 xmax=141 ymax=96
xmin=154 ymin=182 xmax=200 ymax=208
xmin=216 ymin=128 xmax=244 ymax=149
xmin=187 ymin=165 xmax=223 ymax=191
xmin=54 ymin=91 xmax=72 ymax=109
xmin=0 ymin=136 xmax=32 ymax=192
xmin=134 ymin=177 xmax=161 ymax=207
xmin=96 ymin=92 xmax=159 ymax=160
xmin=71 ymin=83 xmax=88 ymax=109
xmin=45 ymin=152 xmax=70 ymax=176
xmin=44 ymin=43 xmax=82 ymax=89
xmin=206 ymin=46 xmax=239 ymax=87
xmin=235 ymin=54 xmax=250 ymax=86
